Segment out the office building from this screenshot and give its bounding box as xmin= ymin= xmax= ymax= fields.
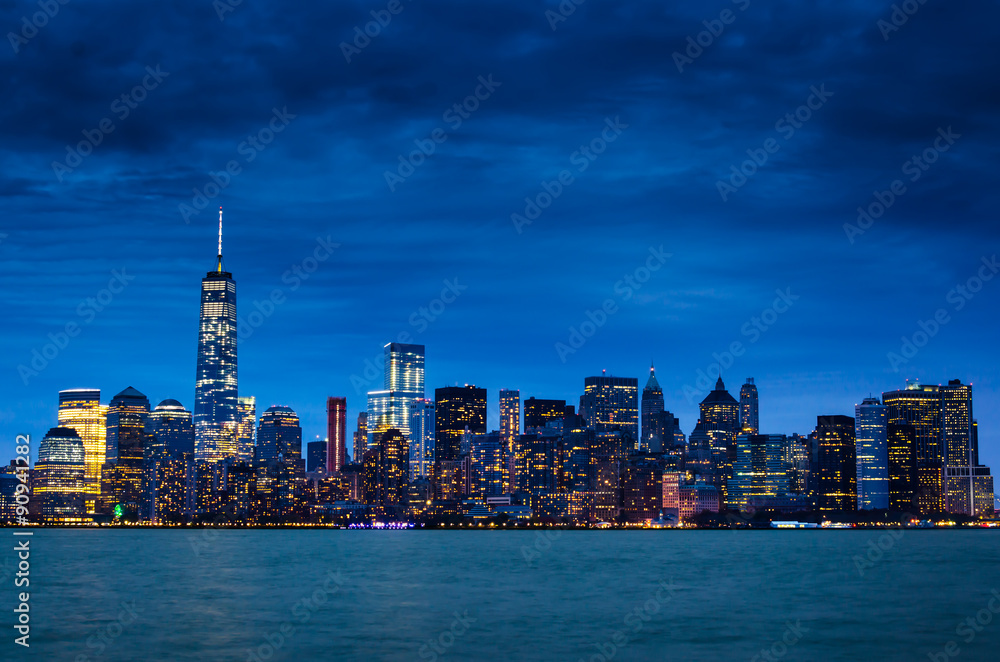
xmin=353 ymin=412 xmax=368 ymax=462
xmin=887 ymin=423 xmax=917 ymax=512
xmin=408 ymin=398 xmax=435 ymax=480
xmin=236 ymin=396 xmax=256 ymax=464
xmin=524 ymin=397 xmax=566 ymax=432
xmin=739 ymin=378 xmax=759 ymax=434
xmin=194 ymin=209 xmax=239 ymax=463
xmin=307 ymin=440 xmax=327 ymax=474
xmin=500 ymin=389 xmax=520 ymax=490
xmin=855 ymin=397 xmax=889 ymax=510
xmin=367 ymin=343 xmax=425 ymax=444
xmin=147 ymin=399 xmax=194 ymax=461
xmin=434 ymin=385 xmax=487 ymax=463
xmin=581 ymin=373 xmax=639 ymax=441
xmin=728 ymin=433 xmax=788 ymax=511
xmin=816 ymin=415 xmax=857 ymax=512
xmin=57 ymin=389 xmax=107 ymax=510
xmin=640 ymin=364 xmax=665 ymax=451
xmin=34 ymin=427 xmax=86 ymax=521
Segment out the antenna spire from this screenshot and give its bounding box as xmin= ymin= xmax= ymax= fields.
xmin=217 ymin=207 xmax=223 ymax=272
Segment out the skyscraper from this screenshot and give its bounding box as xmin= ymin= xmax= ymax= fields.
xmin=728 ymin=433 xmax=788 ymax=511
xmin=326 ymin=397 xmax=347 ymax=474
xmin=582 ymin=373 xmax=639 ymax=441
xmin=523 ymin=397 xmax=566 ymax=431
xmin=470 ymin=431 xmax=506 ymax=499
xmin=255 ymin=406 xmax=303 ymax=466
xmin=739 ymin=378 xmax=759 ymax=434
xmin=941 ymin=380 xmax=973 ymax=466
xmin=815 ymin=415 xmax=857 ymax=512
xmin=366 ymin=343 xmax=425 ymax=445
xmin=102 ymin=387 xmax=150 ymax=518
xmin=640 ymin=364 xmax=665 ymax=450
xmin=236 ymin=396 xmax=256 ymax=464
xmin=146 ymin=399 xmax=194 ymax=461
xmin=499 ymin=389 xmax=520 ymax=491
xmin=434 ymin=385 xmax=487 ymax=463
xmin=882 ymin=381 xmax=944 ymax=513
xmin=855 ymin=397 xmax=889 ymax=510
xmin=697 ymin=377 xmax=740 ymax=505
xmin=307 ymin=440 xmax=327 ymax=474
xmin=887 ymin=423 xmax=917 ymax=512
xmin=195 ymin=208 xmax=239 ymax=463
xmin=353 ymin=412 xmax=368 ymax=462
xmin=57 ymin=389 xmax=107 ymax=511
xmin=409 ymin=398 xmax=435 ymax=480
xmin=106 ymin=387 xmax=150 ymax=465
xmin=34 ymin=427 xmax=86 ymax=521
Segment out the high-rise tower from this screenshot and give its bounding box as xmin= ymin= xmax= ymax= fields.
xmin=195 ymin=208 xmax=239 ymax=462
xmin=57 ymin=389 xmax=107 ymax=511
xmin=739 ymin=378 xmax=759 ymax=435
xmin=640 ymin=364 xmax=665 ymax=450
xmin=326 ymin=397 xmax=347 ymax=474
xmin=855 ymin=397 xmax=889 ymax=510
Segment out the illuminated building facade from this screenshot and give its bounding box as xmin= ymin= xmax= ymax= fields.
xmin=882 ymin=382 xmax=944 ymax=513
xmin=57 ymin=388 xmax=107 ymax=512
xmin=524 ymin=397 xmax=565 ymax=432
xmin=236 ymin=396 xmax=256 ymax=464
xmin=364 ymin=428 xmax=409 ymax=518
xmin=195 ymin=209 xmax=239 ymax=463
xmin=307 ymin=440 xmax=327 ymax=474
xmin=887 ymin=423 xmax=917 ymax=511
xmin=353 ymin=412 xmax=368 ymax=462
xmin=729 ymin=433 xmax=788 ymax=511
xmin=499 ymin=389 xmax=520 ymax=490
xmin=640 ymin=364 xmax=665 ymax=451
xmin=408 ymin=398 xmax=435 ymax=480
xmin=147 ymin=399 xmax=194 ymax=461
xmin=943 ymin=466 xmax=994 ymax=517
xmin=34 ymin=427 xmax=86 ymax=521
xmin=815 ymin=415 xmax=857 ymax=511
xmin=367 ymin=343 xmax=425 ymax=446
xmin=739 ymin=378 xmax=759 ymax=434
xmin=621 ymin=455 xmax=662 ymax=522
xmin=679 ymin=483 xmax=720 ymax=520
xmin=434 ymin=385 xmax=487 ymax=463
xmin=470 ymin=431 xmax=506 ymax=499
xmin=582 ymin=374 xmax=639 ymax=441
xmin=326 ymin=396 xmax=347 ymax=473
xmin=102 ymin=387 xmax=150 ymax=518
xmin=152 ymin=456 xmax=195 ymax=523
xmin=514 ymin=432 xmax=558 ymax=495
xmin=854 ymin=397 xmax=889 ymax=510
xmin=941 ymin=380 xmax=973 ymax=465
xmin=256 ymin=406 xmax=303 ymax=466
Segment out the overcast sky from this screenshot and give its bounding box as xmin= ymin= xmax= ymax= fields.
xmin=1 ymin=1 xmax=998 ymax=473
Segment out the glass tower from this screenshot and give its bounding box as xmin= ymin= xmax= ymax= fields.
xmin=195 ymin=208 xmax=239 ymax=463
xmin=236 ymin=396 xmax=256 ymax=464
xmin=408 ymin=398 xmax=435 ymax=480
xmin=57 ymin=389 xmax=107 ymax=510
xmin=147 ymin=399 xmax=194 ymax=461
xmin=366 ymin=343 xmax=425 ymax=446
xmin=434 ymin=385 xmax=487 ymax=463
xmin=35 ymin=427 xmax=87 ymax=521
xmin=855 ymin=397 xmax=889 ymax=510
xmin=582 ymin=373 xmax=639 ymax=440
xmin=499 ymin=389 xmax=520 ymax=491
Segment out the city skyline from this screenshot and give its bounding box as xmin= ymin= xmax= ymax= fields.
xmin=2 ymin=2 xmax=999 ymax=476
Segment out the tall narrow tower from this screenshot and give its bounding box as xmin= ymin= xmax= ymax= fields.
xmin=739 ymin=378 xmax=759 ymax=434
xmin=194 ymin=208 xmax=239 ymax=462
xmin=640 ymin=363 xmax=664 ymax=450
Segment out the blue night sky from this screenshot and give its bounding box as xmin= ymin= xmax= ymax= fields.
xmin=1 ymin=1 xmax=998 ymax=470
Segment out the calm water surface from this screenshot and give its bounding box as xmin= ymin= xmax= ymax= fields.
xmin=6 ymin=530 xmax=999 ymax=661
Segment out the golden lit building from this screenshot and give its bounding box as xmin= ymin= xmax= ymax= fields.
xmin=57 ymin=388 xmax=107 ymax=513
xmin=34 ymin=427 xmax=87 ymax=522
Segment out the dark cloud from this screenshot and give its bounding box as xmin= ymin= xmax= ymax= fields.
xmin=0 ymin=0 xmax=998 ymax=469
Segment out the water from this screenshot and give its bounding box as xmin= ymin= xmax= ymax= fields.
xmin=7 ymin=529 xmax=999 ymax=661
